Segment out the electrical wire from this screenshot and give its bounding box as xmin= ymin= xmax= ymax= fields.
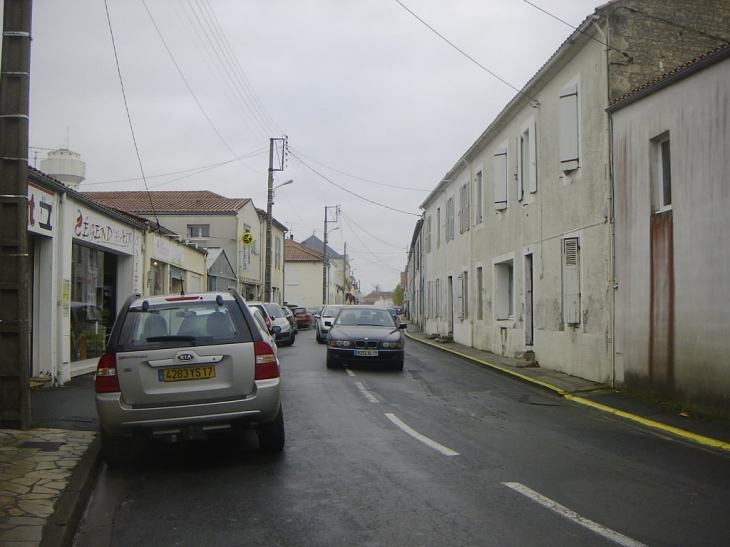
xmin=290 ymin=151 xmax=421 ymax=217
xmin=393 ymin=0 xmax=539 ymax=103
xmin=103 ymin=0 xmax=160 ymax=229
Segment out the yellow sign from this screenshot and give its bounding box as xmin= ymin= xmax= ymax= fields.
xmin=241 ymin=231 xmax=254 ymax=246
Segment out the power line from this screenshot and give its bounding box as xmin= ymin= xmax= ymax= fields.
xmin=290 ymin=151 xmax=421 ymax=217
xmin=103 ymin=0 xmax=160 ymax=229
xmin=393 ymin=0 xmax=539 ymax=104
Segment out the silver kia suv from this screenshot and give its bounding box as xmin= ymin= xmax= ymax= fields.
xmin=95 ymin=288 xmax=284 ymax=466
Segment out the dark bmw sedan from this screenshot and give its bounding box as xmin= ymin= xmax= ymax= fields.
xmin=325 ymin=306 xmax=406 ymax=371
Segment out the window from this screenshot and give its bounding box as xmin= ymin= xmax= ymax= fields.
xmin=459 ymin=182 xmax=470 ymax=234
xmin=475 ymin=171 xmax=484 ymax=224
xmin=494 ymin=260 xmax=514 ymax=320
xmin=435 ymin=278 xmax=441 ymax=318
xmin=446 ymin=197 xmax=455 ymax=241
xmin=476 ymin=266 xmax=484 ymax=320
xmin=436 ymin=208 xmax=441 ymax=248
xmin=651 ymin=133 xmax=672 ymax=212
xmin=518 ymin=117 xmax=537 ymax=200
xmin=188 ymin=225 xmax=210 ymax=238
xmin=563 ymin=238 xmax=580 ymax=325
xmin=559 ymin=83 xmax=580 ymax=171
xmin=494 ymin=145 xmax=508 ymax=210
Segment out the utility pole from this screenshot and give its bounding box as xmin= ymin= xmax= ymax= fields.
xmin=0 ymin=0 xmax=33 ymax=429
xmin=264 ymin=136 xmax=287 ymax=302
xmin=321 ymin=205 xmax=339 ymax=305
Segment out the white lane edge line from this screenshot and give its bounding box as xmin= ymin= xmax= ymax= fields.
xmin=502 ymin=482 xmax=647 ymax=547
xmin=346 ymin=369 xmax=356 ymax=377
xmin=355 ymin=382 xmax=380 ymax=403
xmin=385 ymin=413 xmax=459 ymax=456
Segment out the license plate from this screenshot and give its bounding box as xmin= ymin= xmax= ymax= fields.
xmin=159 ymin=365 xmax=216 ymax=382
xmin=354 ymin=349 xmax=378 ymax=357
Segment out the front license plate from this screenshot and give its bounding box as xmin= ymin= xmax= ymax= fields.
xmin=354 ymin=349 xmax=378 ymax=357
xmin=159 ymin=366 xmax=216 ymax=382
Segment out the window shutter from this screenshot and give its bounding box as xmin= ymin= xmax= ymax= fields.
xmin=563 ymin=238 xmax=580 ymax=325
xmin=528 ymin=120 xmax=537 ymax=194
xmin=559 ymin=85 xmax=579 ymax=171
xmin=494 ymin=148 xmax=508 ymax=209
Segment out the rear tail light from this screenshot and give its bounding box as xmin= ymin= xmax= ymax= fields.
xmin=254 ymin=341 xmax=280 ymax=380
xmin=95 ymin=353 xmax=121 ymax=393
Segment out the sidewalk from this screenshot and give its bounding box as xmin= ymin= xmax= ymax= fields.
xmin=2 ymin=329 xmax=729 ymax=547
xmin=0 ymin=374 xmax=101 ymax=547
xmin=404 ymin=325 xmax=730 ymax=451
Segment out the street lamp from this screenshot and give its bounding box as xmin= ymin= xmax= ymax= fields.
xmin=266 ymin=178 xmax=293 ymax=302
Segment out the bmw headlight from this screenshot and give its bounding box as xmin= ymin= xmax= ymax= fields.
xmin=329 ymin=340 xmax=352 ymax=348
xmin=381 ymin=341 xmax=403 ymax=349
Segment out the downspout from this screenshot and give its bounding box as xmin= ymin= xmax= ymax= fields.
xmin=463 ymin=158 xmax=474 ymax=349
xmin=594 ymin=17 xmax=616 ymax=388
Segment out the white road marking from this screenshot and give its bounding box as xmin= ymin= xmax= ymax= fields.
xmin=502 ymin=482 xmax=648 ymax=547
xmin=385 ymin=413 xmax=460 ymax=456
xmin=355 ymin=382 xmax=380 ymax=403
xmin=346 ymin=369 xmax=356 ymax=377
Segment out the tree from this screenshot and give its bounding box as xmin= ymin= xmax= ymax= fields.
xmin=392 ymin=285 xmax=404 ymax=307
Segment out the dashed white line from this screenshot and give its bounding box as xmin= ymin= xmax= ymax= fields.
xmin=385 ymin=413 xmax=460 ymax=456
xmin=355 ymin=382 xmax=380 ymax=403
xmin=502 ymin=482 xmax=647 ymax=547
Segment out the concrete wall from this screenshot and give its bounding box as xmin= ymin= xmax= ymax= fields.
xmin=612 ymin=51 xmax=730 ymax=414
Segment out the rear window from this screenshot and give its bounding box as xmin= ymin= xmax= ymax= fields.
xmin=264 ymin=303 xmax=285 ymax=318
xmin=115 ymin=299 xmax=254 ymax=350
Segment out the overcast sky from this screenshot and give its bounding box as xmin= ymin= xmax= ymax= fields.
xmin=5 ymin=0 xmax=600 ymax=294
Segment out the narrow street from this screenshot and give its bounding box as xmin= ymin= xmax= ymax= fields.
xmin=74 ymin=329 xmax=730 ymax=547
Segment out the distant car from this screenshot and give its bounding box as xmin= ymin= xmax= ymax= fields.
xmin=291 ymin=307 xmax=313 ymax=329
xmin=315 ymin=305 xmax=344 ymax=343
xmin=325 ymin=305 xmax=406 ymax=371
xmin=249 ymin=302 xmax=295 ymax=347
xmin=95 ymin=288 xmax=284 ymax=466
xmin=283 ymin=306 xmax=298 ymax=335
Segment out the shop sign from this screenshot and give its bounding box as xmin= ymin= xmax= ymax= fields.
xmin=153 ymin=235 xmax=184 ymax=266
xmin=73 ymin=206 xmax=134 ymax=252
xmin=27 ymin=182 xmax=55 ymax=236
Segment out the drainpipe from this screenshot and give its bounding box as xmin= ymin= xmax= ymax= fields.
xmin=594 ymin=17 xmax=616 ymax=388
xmin=462 ymin=158 xmax=474 ymax=349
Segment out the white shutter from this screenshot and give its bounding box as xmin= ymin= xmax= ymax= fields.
xmin=559 ymin=84 xmax=579 ymax=171
xmin=563 ymin=238 xmax=580 ymax=325
xmin=494 ymin=148 xmax=508 ymax=209
xmin=528 ymin=120 xmax=537 ymax=194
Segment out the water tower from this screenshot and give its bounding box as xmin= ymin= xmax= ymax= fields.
xmin=40 ymin=148 xmax=86 ymax=190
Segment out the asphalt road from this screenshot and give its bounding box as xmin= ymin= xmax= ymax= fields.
xmin=74 ymin=328 xmax=730 ymax=547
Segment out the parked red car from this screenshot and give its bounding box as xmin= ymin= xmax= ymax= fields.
xmin=291 ymin=307 xmax=313 ymax=329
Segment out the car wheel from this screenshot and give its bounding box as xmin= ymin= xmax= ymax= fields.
xmin=257 ymin=406 xmax=285 ymax=452
xmin=288 ymin=332 xmax=296 ymax=346
xmin=316 ymin=332 xmax=324 ymax=344
xmin=100 ymin=428 xmax=132 ymax=467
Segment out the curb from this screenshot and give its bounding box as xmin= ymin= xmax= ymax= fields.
xmin=405 ymin=331 xmax=730 ymax=453
xmin=41 ymin=436 xmax=103 ymax=547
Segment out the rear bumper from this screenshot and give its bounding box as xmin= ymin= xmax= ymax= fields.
xmin=96 ymin=378 xmax=282 ymax=436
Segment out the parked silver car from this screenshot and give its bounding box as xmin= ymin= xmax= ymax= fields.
xmin=315 ymin=305 xmax=344 ymax=343
xmin=248 ymin=301 xmax=295 ymax=347
xmin=95 ymin=288 xmax=284 ymax=466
